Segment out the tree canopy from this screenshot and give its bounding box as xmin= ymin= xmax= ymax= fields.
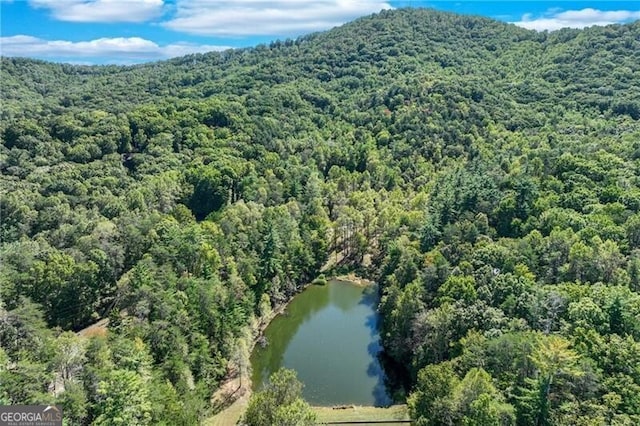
xmin=2 ymin=7 xmax=640 ymax=424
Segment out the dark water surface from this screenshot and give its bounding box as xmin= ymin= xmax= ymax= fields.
xmin=250 ymin=280 xmax=392 ymax=406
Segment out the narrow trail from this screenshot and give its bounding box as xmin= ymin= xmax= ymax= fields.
xmin=205 ymin=376 xmax=251 ymax=426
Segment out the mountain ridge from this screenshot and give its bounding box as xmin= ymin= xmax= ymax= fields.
xmin=3 ymin=8 xmax=639 ymax=120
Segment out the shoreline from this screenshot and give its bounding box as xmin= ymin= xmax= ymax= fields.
xmin=208 ymin=274 xmax=375 ymax=423
xmin=249 ymin=274 xmax=375 ymax=352
xmin=333 ymin=273 xmax=376 ymax=287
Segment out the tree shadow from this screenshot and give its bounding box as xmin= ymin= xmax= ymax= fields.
xmin=366 ymin=339 xmax=393 ymax=406
xmin=358 ymin=284 xmax=379 ymax=308
xmin=360 ymin=283 xmax=406 ymax=406
xmin=360 ymin=285 xmax=382 ymax=337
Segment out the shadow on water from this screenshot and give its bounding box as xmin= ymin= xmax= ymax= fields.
xmin=361 ymin=285 xmax=382 ymax=338
xmin=251 ymin=280 xmax=403 ymax=406
xmin=363 ymin=311 xmax=379 ymax=334
xmin=366 ymin=339 xmax=393 ymax=406
xmin=361 ymin=284 xmax=411 ymax=405
xmin=378 ymin=351 xmax=412 ymax=403
xmin=359 ymin=284 xmax=379 ymax=307
xmin=361 ymin=286 xmax=395 ymax=407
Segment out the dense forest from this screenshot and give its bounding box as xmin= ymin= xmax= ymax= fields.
xmin=2 ymin=7 xmax=640 ymax=425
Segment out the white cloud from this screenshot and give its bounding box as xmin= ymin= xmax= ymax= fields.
xmin=29 ymin=0 xmax=165 ymax=23
xmin=513 ymin=8 xmax=640 ymax=31
xmin=163 ymin=0 xmax=392 ymax=36
xmin=0 ymin=35 xmax=229 ymax=63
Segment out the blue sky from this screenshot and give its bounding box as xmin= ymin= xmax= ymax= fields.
xmin=1 ymin=1 xmax=640 ymax=64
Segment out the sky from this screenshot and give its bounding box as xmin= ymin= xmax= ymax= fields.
xmin=1 ymin=1 xmax=640 ymax=64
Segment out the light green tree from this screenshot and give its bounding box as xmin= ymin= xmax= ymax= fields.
xmin=243 ymin=368 xmax=316 ymax=426
xmin=94 ymin=369 xmax=152 ymax=426
xmin=520 ymin=336 xmax=583 ymax=426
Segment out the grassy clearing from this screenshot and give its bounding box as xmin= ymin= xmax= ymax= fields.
xmin=204 ymin=375 xmax=251 ymax=426
xmin=203 ymin=394 xmax=249 ymax=426
xmin=313 ymin=404 xmax=410 ymax=424
xmin=204 ymin=403 xmax=409 ymax=425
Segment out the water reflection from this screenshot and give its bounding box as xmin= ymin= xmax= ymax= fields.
xmin=250 ymin=280 xmax=394 ymax=406
xmin=250 ymin=283 xmax=331 ymax=386
xmin=330 ymin=281 xmax=358 ymax=312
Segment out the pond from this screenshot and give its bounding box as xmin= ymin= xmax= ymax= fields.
xmin=250 ymin=279 xmax=393 ymax=406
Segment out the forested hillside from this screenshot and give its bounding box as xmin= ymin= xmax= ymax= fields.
xmin=2 ymin=8 xmax=640 ymax=425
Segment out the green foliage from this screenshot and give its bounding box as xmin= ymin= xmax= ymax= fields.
xmin=186 ymin=166 xmax=230 ymax=220
xmin=93 ymin=369 xmax=152 ymax=426
xmin=1 ymin=7 xmax=640 ymax=424
xmin=410 ymin=364 xmax=515 ymax=425
xmin=437 ymin=275 xmax=477 ymax=304
xmin=243 ymin=368 xmax=316 ymax=426
xmin=312 ymin=274 xmax=328 ymax=286
xmin=408 ymin=361 xmax=459 ymax=424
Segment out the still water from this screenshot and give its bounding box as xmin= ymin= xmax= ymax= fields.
xmin=250 ymin=280 xmax=392 ymax=406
